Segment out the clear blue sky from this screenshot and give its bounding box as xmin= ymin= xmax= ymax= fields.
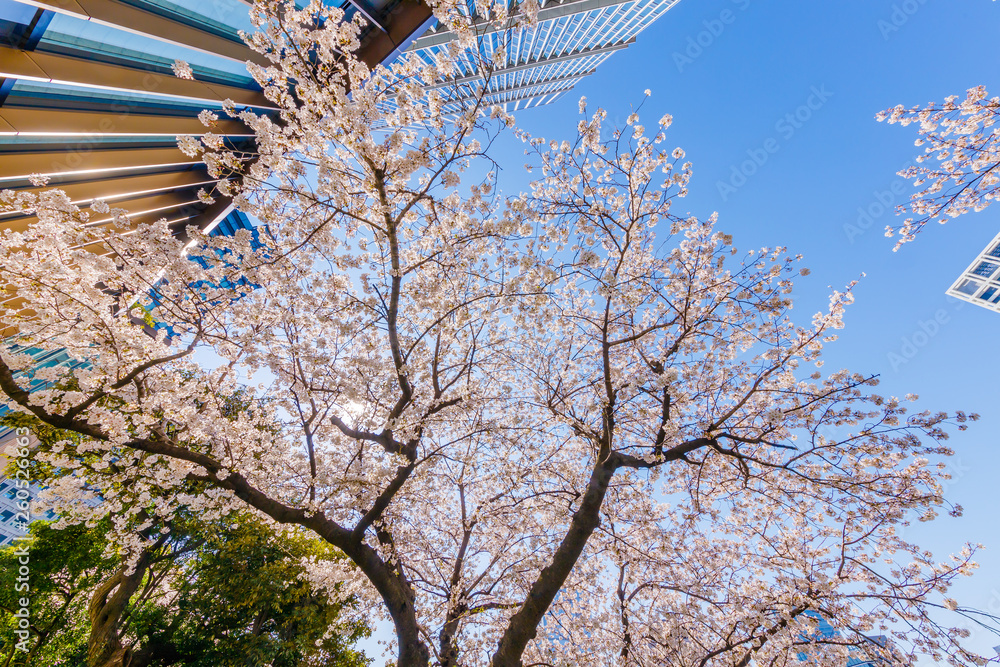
xmin=478 ymin=0 xmax=1000 ymax=658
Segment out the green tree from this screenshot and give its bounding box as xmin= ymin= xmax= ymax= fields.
xmin=0 ymin=516 xmax=369 ymax=667
xmin=0 ymin=520 xmax=110 ymax=666
xmin=130 ymin=517 xmax=369 ymax=667
xmin=0 ymin=413 xmax=369 ymax=666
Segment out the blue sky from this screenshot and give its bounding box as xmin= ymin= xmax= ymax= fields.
xmin=478 ymin=0 xmax=1000 ymax=659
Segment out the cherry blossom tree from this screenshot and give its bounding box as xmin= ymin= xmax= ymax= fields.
xmin=0 ymin=1 xmax=995 ymax=665
xmin=878 ymin=85 xmax=1000 ymax=249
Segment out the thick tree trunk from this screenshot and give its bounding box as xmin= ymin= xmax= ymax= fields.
xmin=88 ymin=569 xmax=140 ymax=667
xmin=489 ymin=458 xmax=618 ymax=667
xmin=488 ymin=438 xmax=714 ymax=666
xmin=300 ymin=516 xmax=431 ymax=667
xmin=87 ymin=544 xmax=159 ymax=667
xmin=439 ymin=612 xmax=462 ymax=667
xmin=331 ymin=533 xmax=430 ymax=667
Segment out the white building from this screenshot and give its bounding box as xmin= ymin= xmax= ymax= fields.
xmin=946 ymin=229 xmax=1000 ymax=312
xmin=408 ymin=0 xmax=682 ymax=112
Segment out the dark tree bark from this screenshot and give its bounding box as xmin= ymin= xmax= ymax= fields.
xmin=87 ymin=542 xmax=161 ymax=667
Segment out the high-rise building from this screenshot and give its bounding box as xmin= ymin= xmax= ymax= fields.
xmin=408 ymin=0 xmax=681 ymax=112
xmin=0 ymin=427 xmax=44 ymax=546
xmin=946 ymin=229 xmax=1000 ymax=312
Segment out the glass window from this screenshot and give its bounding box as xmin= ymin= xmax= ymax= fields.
xmin=39 ymin=13 xmax=255 ymax=86
xmin=956 ymin=278 xmax=981 ymax=296
xmin=140 ymin=0 xmax=256 ymax=37
xmin=0 ymin=510 xmax=14 ymax=522
xmin=6 ymin=80 xmax=227 ymax=115
xmin=0 ymin=0 xmax=37 ymax=24
xmin=980 ymin=286 xmax=997 ymax=302
xmin=972 ymin=261 xmax=998 ymax=277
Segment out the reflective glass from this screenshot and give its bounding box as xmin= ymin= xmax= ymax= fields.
xmin=973 ymin=261 xmax=999 ymax=277
xmin=8 ymin=79 xmax=227 ymax=112
xmin=144 ymin=0 xmax=256 ymax=36
xmin=957 ymin=279 xmax=981 ymax=296
xmin=40 ymin=13 xmax=255 ymax=84
xmin=0 ymin=0 xmax=36 ymax=24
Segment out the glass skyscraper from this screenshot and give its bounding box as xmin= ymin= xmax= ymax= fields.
xmin=408 ymin=0 xmax=681 ymax=112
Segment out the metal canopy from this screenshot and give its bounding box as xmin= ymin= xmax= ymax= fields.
xmin=0 ymin=0 xmax=434 ymax=238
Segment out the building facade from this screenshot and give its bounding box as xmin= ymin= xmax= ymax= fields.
xmin=0 ymin=428 xmax=42 ymax=546
xmin=795 ymin=611 xmax=896 ymax=667
xmin=946 ymin=229 xmax=1000 ymax=312
xmin=0 ymin=0 xmax=432 ymax=237
xmin=408 ymin=0 xmax=681 ymax=112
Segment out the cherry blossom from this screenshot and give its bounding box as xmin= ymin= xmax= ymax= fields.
xmin=171 ymin=60 xmax=195 ymax=80
xmin=879 ymin=85 xmax=1000 ymax=249
xmin=0 ymin=3 xmax=994 ymax=666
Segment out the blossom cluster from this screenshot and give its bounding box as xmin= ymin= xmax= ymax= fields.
xmin=0 ymin=4 xmax=990 ymax=666
xmin=878 ymin=85 xmax=1000 ymax=249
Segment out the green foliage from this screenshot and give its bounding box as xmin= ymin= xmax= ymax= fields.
xmin=132 ymin=516 xmax=370 ymax=667
xmin=0 ymin=405 xmax=368 ymax=666
xmin=0 ymin=520 xmax=114 ymax=665
xmin=0 ymin=515 xmax=370 ymax=666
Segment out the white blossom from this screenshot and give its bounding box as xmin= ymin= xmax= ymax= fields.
xmin=0 ymin=8 xmax=988 ymax=666
xmin=171 ymin=60 xmax=195 ymax=80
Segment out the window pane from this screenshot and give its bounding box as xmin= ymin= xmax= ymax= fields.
xmin=956 ymin=279 xmax=981 ymax=296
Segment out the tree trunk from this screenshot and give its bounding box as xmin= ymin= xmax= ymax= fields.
xmin=489 ymin=458 xmax=618 ymax=667
xmin=87 ymin=546 xmax=158 ymax=667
